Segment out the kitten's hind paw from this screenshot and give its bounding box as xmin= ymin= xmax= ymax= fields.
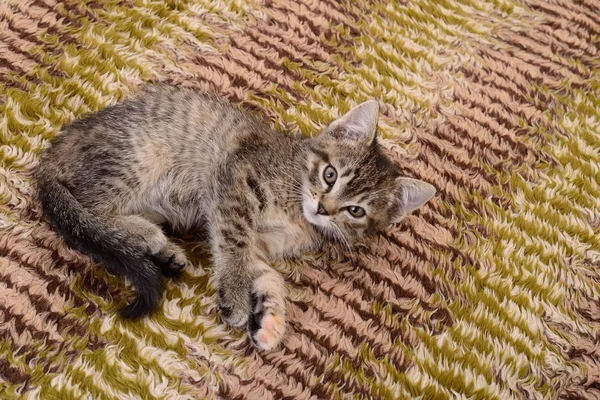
xmin=150 ymin=242 xmax=190 ymax=277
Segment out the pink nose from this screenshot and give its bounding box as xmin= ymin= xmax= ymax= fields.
xmin=317 ymin=202 xmax=329 ymax=216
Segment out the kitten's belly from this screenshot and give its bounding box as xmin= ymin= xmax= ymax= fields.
xmin=142 ymin=210 xmax=168 ymax=225
xmin=124 ymin=180 xmax=208 ymax=233
xmin=257 ymin=221 xmax=315 ymax=259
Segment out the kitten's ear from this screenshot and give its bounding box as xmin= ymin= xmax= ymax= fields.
xmin=390 ymin=178 xmax=437 ymax=224
xmin=323 ymin=100 xmax=379 ymax=143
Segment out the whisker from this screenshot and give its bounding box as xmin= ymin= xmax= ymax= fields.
xmin=267 ymin=182 xmax=305 ymax=196
xmin=330 ymin=223 xmax=351 ymax=251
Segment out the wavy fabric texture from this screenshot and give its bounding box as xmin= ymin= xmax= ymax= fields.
xmin=1 ymin=0 xmax=599 ymax=398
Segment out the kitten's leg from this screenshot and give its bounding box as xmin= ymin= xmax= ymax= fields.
xmin=215 ymin=252 xmax=287 ymax=351
xmin=213 ymin=249 xmax=253 ymax=328
xmin=211 ymin=201 xmax=287 ymax=350
xmin=114 ymin=215 xmax=190 ymax=276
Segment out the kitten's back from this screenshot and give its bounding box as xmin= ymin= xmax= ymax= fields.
xmin=39 ymin=87 xmax=270 ymax=210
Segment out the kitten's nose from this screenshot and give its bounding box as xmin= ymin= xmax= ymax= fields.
xmin=317 ymin=202 xmax=329 ymax=216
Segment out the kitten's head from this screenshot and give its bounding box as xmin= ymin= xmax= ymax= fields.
xmin=301 ymin=100 xmax=436 ymax=244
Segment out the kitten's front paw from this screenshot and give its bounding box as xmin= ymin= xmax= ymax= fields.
xmin=217 ymin=286 xmax=251 ymax=328
xmin=248 ymin=274 xmax=287 ymax=351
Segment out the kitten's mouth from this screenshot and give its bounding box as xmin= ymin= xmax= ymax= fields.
xmin=301 ymin=194 xmax=330 ymax=230
xmin=301 ymin=193 xmax=350 ymax=246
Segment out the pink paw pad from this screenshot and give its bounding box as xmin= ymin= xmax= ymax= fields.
xmin=254 ymin=314 xmax=285 ymax=351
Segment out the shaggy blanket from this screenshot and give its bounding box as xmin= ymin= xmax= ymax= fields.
xmin=1 ymin=0 xmax=599 ymax=399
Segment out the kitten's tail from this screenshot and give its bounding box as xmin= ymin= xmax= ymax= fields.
xmin=36 ymin=177 xmax=161 ymax=319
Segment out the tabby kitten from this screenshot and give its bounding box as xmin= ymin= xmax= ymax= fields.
xmin=36 ymin=86 xmax=436 ymax=351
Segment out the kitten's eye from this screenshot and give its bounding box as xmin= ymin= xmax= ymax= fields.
xmin=347 ymin=206 xmax=365 ymax=218
xmin=323 ymin=165 xmax=337 ymax=186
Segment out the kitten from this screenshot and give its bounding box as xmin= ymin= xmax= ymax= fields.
xmin=35 ymin=86 xmax=436 ymax=351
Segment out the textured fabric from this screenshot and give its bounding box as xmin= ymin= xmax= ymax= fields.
xmin=1 ymin=0 xmax=599 ymax=399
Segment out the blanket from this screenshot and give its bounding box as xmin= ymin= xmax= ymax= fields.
xmin=1 ymin=0 xmax=599 ymax=398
